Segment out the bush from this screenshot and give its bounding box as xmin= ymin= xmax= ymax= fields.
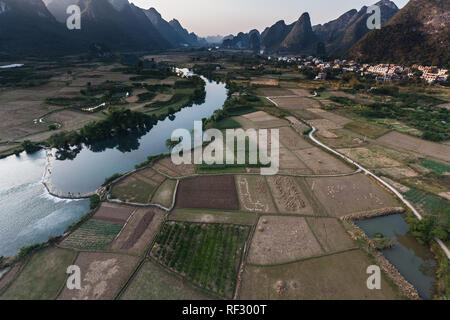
xmin=89 ymin=194 xmax=100 ymax=210
xmin=21 ymin=140 xmax=41 ymax=153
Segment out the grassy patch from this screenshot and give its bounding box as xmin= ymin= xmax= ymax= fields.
xmin=1 ymin=248 xmax=76 ymax=300
xmin=404 ymin=188 xmax=450 ymax=218
xmin=121 ymin=261 xmax=209 ymax=300
xmin=344 ymin=121 xmax=390 ymax=139
xmin=151 ymin=222 xmax=250 ymax=298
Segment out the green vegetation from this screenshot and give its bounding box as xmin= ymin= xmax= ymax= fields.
xmin=404 ymin=188 xmax=450 ymax=218
xmin=62 ymin=220 xmax=123 ymax=251
xmin=89 ymin=194 xmax=100 ymax=210
xmin=0 ymin=67 xmax=53 ymax=87
xmin=1 ymin=248 xmax=76 ymax=300
xmin=21 ymin=140 xmax=41 ymax=154
xmin=151 ymin=222 xmax=249 ymax=298
xmin=420 ymin=158 xmax=450 ymax=175
xmin=48 ymin=108 xmax=158 ymax=149
xmin=406 ymin=215 xmax=450 ymax=245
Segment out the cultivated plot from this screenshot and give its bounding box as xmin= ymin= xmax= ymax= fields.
xmin=278 ymin=126 xmax=312 ymax=150
xmin=248 ymin=216 xmax=324 ymax=265
xmin=236 ymin=175 xmax=277 ymax=213
xmin=306 ymin=174 xmax=400 ymax=217
xmin=111 ymin=208 xmax=165 ymax=255
xmin=58 ymin=252 xmax=140 ymax=300
xmin=240 ymin=250 xmax=399 ymax=300
xmin=176 ymin=175 xmax=239 ymax=210
xmin=60 ymin=220 xmax=124 ymax=251
xmin=266 ymin=176 xmax=315 ymax=215
xmin=150 ymin=222 xmax=250 ymax=298
xmin=154 ymin=157 xmax=196 ymax=177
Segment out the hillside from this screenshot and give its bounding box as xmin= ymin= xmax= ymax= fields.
xmin=349 ymin=0 xmax=450 ymax=66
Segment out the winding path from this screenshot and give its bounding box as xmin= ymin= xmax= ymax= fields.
xmin=267 ymin=96 xmax=450 ymax=260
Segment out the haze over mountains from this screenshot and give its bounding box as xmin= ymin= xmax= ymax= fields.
xmin=0 ymin=0 xmax=204 ymax=56
xmin=0 ymin=0 xmax=448 ymax=66
xmin=223 ymin=0 xmax=400 ymax=56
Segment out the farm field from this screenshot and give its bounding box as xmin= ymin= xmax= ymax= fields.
xmin=377 ymin=131 xmax=450 ymax=163
xmin=266 ymin=176 xmax=316 ymax=215
xmin=60 ymin=220 xmax=124 ymax=251
xmin=240 ymin=250 xmax=400 ymax=300
xmin=150 ymin=221 xmax=250 ymax=298
xmin=248 ymin=216 xmax=323 ymax=265
xmin=306 ymin=174 xmax=400 ymax=217
xmin=176 ymin=175 xmax=239 ymax=210
xmin=110 ymin=170 xmax=163 ymax=204
xmin=120 ymin=261 xmax=210 ymax=300
xmin=235 ymin=175 xmax=277 ymax=213
xmin=91 ymin=203 xmax=134 ymax=224
xmin=154 ymin=157 xmax=196 ymax=177
xmin=344 ymin=121 xmax=391 ymax=139
xmin=151 ymin=179 xmax=177 ymax=208
xmin=306 ymin=217 xmax=357 ymax=253
xmin=169 ymin=209 xmax=257 ymax=225
xmin=0 ymin=248 xmax=76 ymax=300
xmin=58 ymin=252 xmax=140 ymax=300
xmin=337 ymin=147 xmax=403 ymax=169
xmin=241 ymin=111 xmax=289 ymax=129
xmin=293 ymin=147 xmax=354 ymax=174
xmin=110 ymin=208 xmax=165 ymax=255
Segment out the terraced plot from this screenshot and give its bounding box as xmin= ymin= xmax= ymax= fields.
xmin=60 ymin=220 xmax=123 ymax=251
xmin=150 ymin=222 xmax=250 ymax=298
xmin=294 ymin=147 xmax=354 ymax=174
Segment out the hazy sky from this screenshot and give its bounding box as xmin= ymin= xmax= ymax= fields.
xmin=130 ymin=0 xmax=409 ymax=37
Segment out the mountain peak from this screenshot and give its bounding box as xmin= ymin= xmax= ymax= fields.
xmin=108 ymin=0 xmax=129 ymax=12
xmin=375 ymin=0 xmax=399 ymax=10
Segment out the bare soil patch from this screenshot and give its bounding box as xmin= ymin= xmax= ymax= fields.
xmin=309 ymin=119 xmax=341 ymax=138
xmin=279 ymin=126 xmax=312 ymax=150
xmin=256 ymin=87 xmax=293 ymax=97
xmin=307 ymin=108 xmax=352 ymax=126
xmin=248 ymin=216 xmax=323 ymax=265
xmin=294 ymin=147 xmax=354 ymax=174
xmin=306 ymin=217 xmax=356 ymax=253
xmin=337 ymin=147 xmax=402 ymax=168
xmin=378 ymin=166 xmax=419 ymax=178
xmin=58 ymin=252 xmax=139 ymax=300
xmin=176 ymin=175 xmax=239 ymax=210
xmin=92 ymin=203 xmax=134 ymax=224
xmin=377 ymin=131 xmax=450 ymax=162
xmin=306 ymin=174 xmax=399 ymax=217
xmin=155 ymin=157 xmax=195 ymax=177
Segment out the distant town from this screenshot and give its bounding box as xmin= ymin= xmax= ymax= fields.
xmin=265 ymin=55 xmax=448 ymax=84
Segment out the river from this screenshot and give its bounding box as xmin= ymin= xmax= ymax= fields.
xmin=0 ymin=69 xmax=227 ymax=257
